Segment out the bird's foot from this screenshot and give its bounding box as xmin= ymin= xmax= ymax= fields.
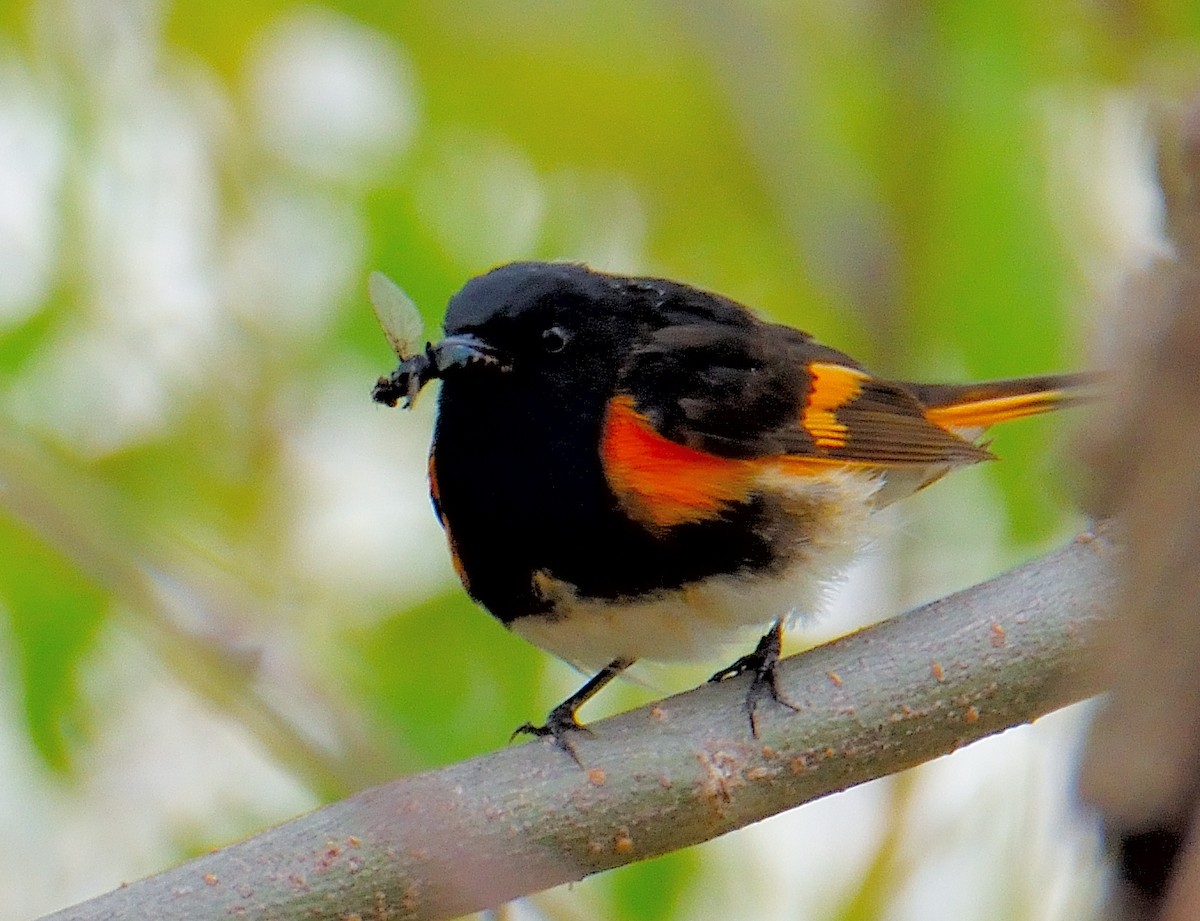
xmin=709 ymin=623 xmax=799 ymax=737
xmin=511 ymin=700 xmax=593 ymax=766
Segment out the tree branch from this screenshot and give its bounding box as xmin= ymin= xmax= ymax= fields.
xmin=41 ymin=525 xmax=1116 ymax=921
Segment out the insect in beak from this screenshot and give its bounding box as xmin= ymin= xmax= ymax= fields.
xmin=368 ymin=270 xmax=512 ymax=408
xmin=371 ymin=334 xmax=509 ymax=408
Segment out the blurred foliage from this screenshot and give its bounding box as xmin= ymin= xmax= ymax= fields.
xmin=1 ymin=1 xmax=1197 ymax=920
xmin=0 ymin=511 xmax=106 ymax=769
xmin=348 ymin=589 xmax=543 ymax=766
xmin=610 ymin=849 xmax=703 ymax=921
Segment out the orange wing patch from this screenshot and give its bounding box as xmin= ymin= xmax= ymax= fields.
xmin=802 ymin=363 xmax=870 ymax=449
xmin=925 ymin=389 xmax=1067 ymax=432
xmin=602 ymin=393 xmax=894 ymax=531
xmin=601 ymin=396 xmax=759 ymax=530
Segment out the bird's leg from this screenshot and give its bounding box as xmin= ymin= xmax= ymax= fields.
xmin=708 ymin=619 xmax=799 ymax=736
xmin=512 ymin=657 xmax=634 ymax=764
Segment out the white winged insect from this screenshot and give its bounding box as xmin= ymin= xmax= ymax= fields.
xmin=369 ymin=271 xmax=424 ymax=362
xmin=369 ymin=271 xmax=435 ymax=409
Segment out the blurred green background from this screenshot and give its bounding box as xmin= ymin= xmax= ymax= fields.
xmin=0 ymin=1 xmax=1192 ymax=919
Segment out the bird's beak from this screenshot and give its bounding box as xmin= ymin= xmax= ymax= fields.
xmin=427 ymin=333 xmax=508 ymax=376
xmin=372 ymin=334 xmax=509 ymax=408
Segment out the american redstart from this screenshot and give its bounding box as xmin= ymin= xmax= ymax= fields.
xmin=371 ymin=261 xmax=1090 ymax=755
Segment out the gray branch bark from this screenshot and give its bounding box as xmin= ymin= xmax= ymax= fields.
xmin=41 ymin=526 xmax=1116 ymax=921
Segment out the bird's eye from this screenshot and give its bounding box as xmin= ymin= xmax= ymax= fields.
xmin=541 ymin=326 xmax=569 ymax=353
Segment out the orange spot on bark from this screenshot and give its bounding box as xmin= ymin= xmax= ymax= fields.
xmin=614 ymin=829 xmax=634 ymax=855
xmin=990 ymin=623 xmax=1007 ymax=647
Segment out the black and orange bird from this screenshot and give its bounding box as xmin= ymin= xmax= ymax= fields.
xmin=372 ymin=262 xmax=1089 ymax=753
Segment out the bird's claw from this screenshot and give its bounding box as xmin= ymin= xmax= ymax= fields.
xmin=709 ymin=625 xmax=799 ymax=737
xmin=511 ymin=703 xmax=593 ymax=765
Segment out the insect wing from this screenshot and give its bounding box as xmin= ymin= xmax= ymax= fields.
xmin=368 ymin=270 xmax=424 ymax=360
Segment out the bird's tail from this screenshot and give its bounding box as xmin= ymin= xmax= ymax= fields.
xmin=912 ymin=372 xmax=1099 ymax=433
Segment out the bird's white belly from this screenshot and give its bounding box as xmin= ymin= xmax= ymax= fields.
xmin=511 ymin=468 xmax=883 ymax=671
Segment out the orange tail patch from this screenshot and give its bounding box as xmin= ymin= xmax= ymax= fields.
xmin=924 ymin=388 xmax=1071 ymax=432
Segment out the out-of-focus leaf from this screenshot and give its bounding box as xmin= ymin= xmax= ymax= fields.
xmin=831 ymin=776 xmax=910 ymax=921
xmin=0 ymin=511 xmax=107 ymax=771
xmin=346 ymin=589 xmax=543 ymax=765
xmin=94 ymin=408 xmax=271 ymax=541
xmin=0 ymin=297 xmax=59 ymax=375
xmin=609 ymin=849 xmax=703 ymax=921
